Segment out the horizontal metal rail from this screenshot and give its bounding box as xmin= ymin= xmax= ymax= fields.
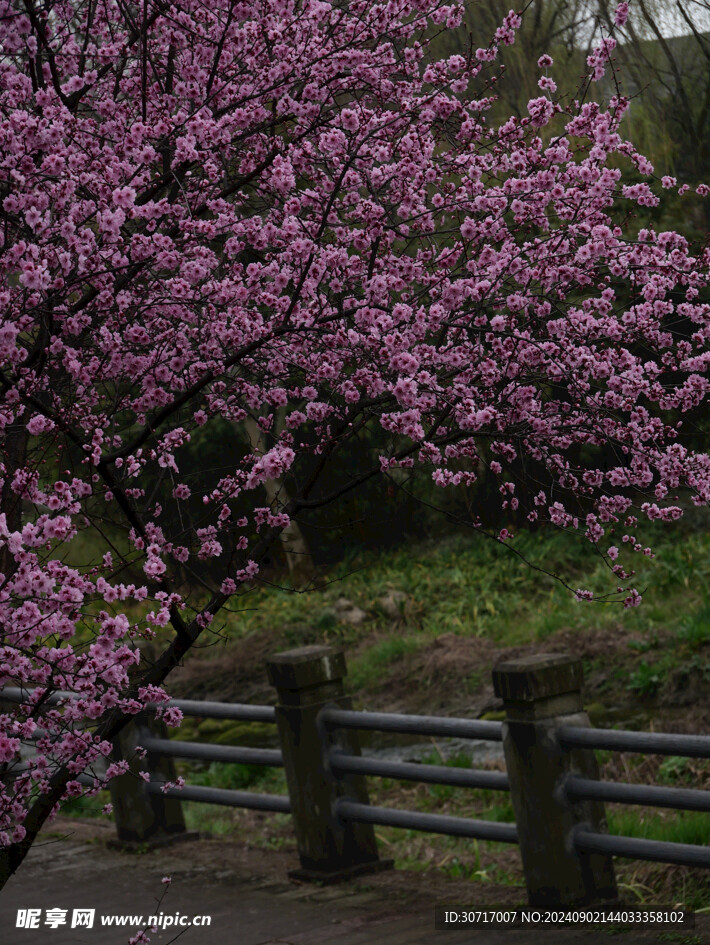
xmin=6 ymin=769 xmax=100 ymax=794
xmin=141 ymin=737 xmax=282 ymax=767
xmin=166 ymin=699 xmax=276 ymax=723
xmin=1 ymin=687 xmax=76 ymax=707
xmin=1 ymin=688 xmax=276 ymax=724
xmin=575 ymin=828 xmax=710 ymax=868
xmin=566 ymin=776 xmax=710 ymax=812
xmin=558 ymin=725 xmax=710 ymax=758
xmin=147 ymin=781 xmax=290 ymax=813
xmin=330 ymin=750 xmax=509 ymax=790
xmin=321 ymin=707 xmax=503 ymax=741
xmin=336 ymin=799 xmax=517 ymax=843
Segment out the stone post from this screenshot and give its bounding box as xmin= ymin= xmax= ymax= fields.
xmin=492 ymin=653 xmax=617 ymax=906
xmin=109 ymin=713 xmax=187 ymax=845
xmin=267 ymin=645 xmax=389 ymax=882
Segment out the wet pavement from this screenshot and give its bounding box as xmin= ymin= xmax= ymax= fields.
xmin=0 ymin=819 xmax=706 ymax=945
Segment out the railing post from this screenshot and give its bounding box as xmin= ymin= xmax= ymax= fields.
xmin=108 ymin=712 xmax=187 ymax=845
xmin=266 ymin=645 xmax=389 ymax=882
xmin=492 ymin=653 xmax=617 ymax=906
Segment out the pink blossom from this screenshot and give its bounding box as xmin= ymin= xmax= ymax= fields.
xmin=0 ymin=734 xmax=20 ymax=763
xmin=615 ymin=2 xmax=629 ymax=27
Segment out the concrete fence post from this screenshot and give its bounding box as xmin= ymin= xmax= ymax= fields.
xmin=109 ymin=712 xmax=186 ymax=845
xmin=492 ymin=653 xmax=617 ymax=906
xmin=266 ymin=644 xmax=389 ymax=882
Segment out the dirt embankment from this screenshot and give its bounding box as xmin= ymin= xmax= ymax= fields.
xmin=168 ymin=620 xmax=710 ymax=734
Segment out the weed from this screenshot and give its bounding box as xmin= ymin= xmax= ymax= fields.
xmin=182 ymin=803 xmax=238 ymax=836
xmin=442 ymin=857 xmax=472 ymax=880
xmin=188 ymin=762 xmax=272 ymax=791
xmin=675 ymin=599 xmax=710 ymax=648
xmin=349 ymin=636 xmax=420 ymax=690
xmin=608 ymin=809 xmax=710 ymax=848
xmin=657 ymin=756 xmax=701 ymax=785
xmin=481 ymin=800 xmax=515 ymax=823
xmin=61 ymin=791 xmax=112 ymax=820
xmin=626 ymin=660 xmax=664 ymax=696
xmin=616 ymin=881 xmax=655 ymax=902
xmin=658 ymin=935 xmax=702 ymax=945
xmin=627 ymin=637 xmax=659 ymax=653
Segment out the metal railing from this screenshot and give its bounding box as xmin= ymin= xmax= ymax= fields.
xmin=335 ymin=800 xmax=518 ymax=844
xmin=556 ymin=726 xmax=710 ymax=868
xmin=4 ymin=648 xmax=710 ymax=902
xmin=329 ymin=750 xmax=509 ymax=791
xmin=141 ymin=698 xmax=288 ymax=814
xmin=319 ymin=706 xmax=503 ymax=741
xmin=320 ymin=708 xmax=513 ymax=844
xmin=558 ymin=725 xmax=710 ymax=758
xmin=0 ymin=688 xmax=289 ymax=815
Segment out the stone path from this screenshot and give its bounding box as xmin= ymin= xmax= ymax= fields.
xmin=0 ymin=820 xmax=706 ymax=945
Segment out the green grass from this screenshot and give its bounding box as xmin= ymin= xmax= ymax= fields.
xmin=181 ymin=802 xmax=238 ymax=836
xmin=162 ymin=519 xmax=710 ymax=725
xmin=627 ymin=659 xmax=666 ymax=697
xmin=61 ymin=789 xmax=112 ymax=820
xmin=608 ymin=809 xmax=710 ymax=848
xmin=657 ymin=755 xmax=710 ymax=785
xmin=657 ymin=935 xmax=702 ymax=945
xmin=208 ymin=519 xmax=710 ymax=654
xmin=348 ymin=636 xmax=421 ymax=690
xmin=52 ymin=513 xmax=710 ymax=696
xmin=176 ymin=756 xmax=286 ymax=796
xmin=675 ymin=597 xmax=710 ymax=649
xmin=186 ymin=761 xmax=276 ymax=792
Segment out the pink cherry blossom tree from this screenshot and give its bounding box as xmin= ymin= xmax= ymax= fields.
xmin=1 ymin=0 xmax=709 ymax=885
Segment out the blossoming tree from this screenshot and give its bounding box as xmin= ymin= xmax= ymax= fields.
xmin=1 ymin=0 xmax=709 ymax=885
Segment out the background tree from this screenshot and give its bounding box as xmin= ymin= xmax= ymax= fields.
xmin=435 ymin=0 xmax=593 ymax=118
xmin=241 ymin=411 xmax=317 ymax=586
xmin=1 ymin=0 xmax=710 ymax=887
xmin=595 ymin=0 xmax=710 ymax=233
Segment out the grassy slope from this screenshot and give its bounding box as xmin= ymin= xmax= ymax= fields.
xmin=172 ymin=515 xmax=710 ymax=702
